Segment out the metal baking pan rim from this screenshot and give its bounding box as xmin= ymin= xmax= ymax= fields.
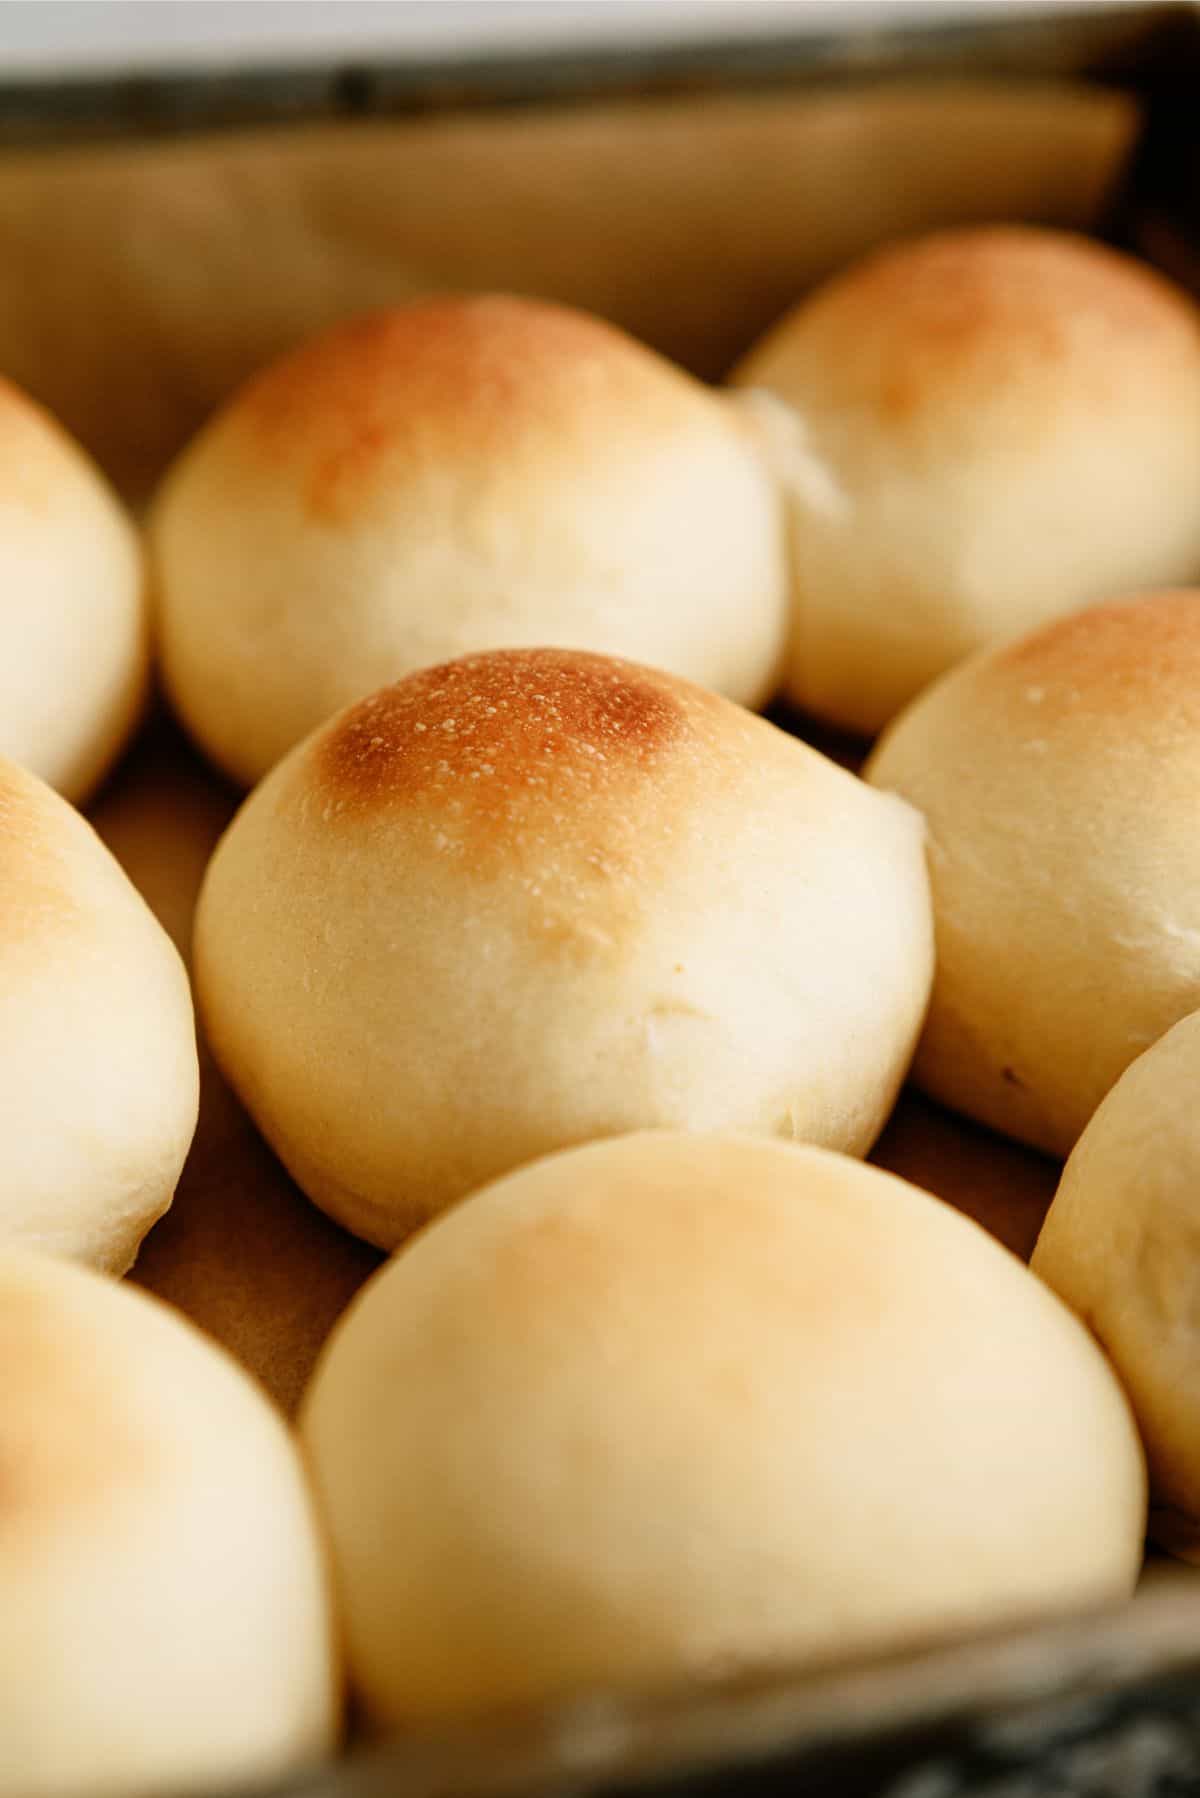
xmin=0 ymin=0 xmax=1190 ymax=148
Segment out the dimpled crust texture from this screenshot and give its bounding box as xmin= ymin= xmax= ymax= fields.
xmin=0 ymin=377 xmax=147 ymax=802
xmin=0 ymin=755 xmax=198 ymax=1272
xmin=730 ymin=226 xmax=1200 ymax=735
xmin=194 ymin=649 xmax=933 ymax=1247
xmin=151 ymin=294 xmax=788 ymax=788
xmin=866 ymin=589 xmax=1200 ymax=1158
xmin=301 ymin=1132 xmax=1145 ymax=1727
xmin=1032 ymin=1009 xmax=1200 ymax=1560
xmin=0 ymin=1246 xmax=337 ymax=1798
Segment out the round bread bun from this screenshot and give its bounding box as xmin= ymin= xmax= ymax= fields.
xmin=151 ymin=293 xmax=788 ymax=788
xmin=0 ymin=376 xmax=147 ymax=802
xmin=301 ymin=1131 xmax=1144 ymax=1728
xmin=1 ymin=752 xmax=198 ymax=1273
xmin=1032 ymin=1009 xmax=1200 ymax=1560
xmin=730 ymin=226 xmax=1200 ymax=736
xmin=865 ymin=588 xmax=1200 ymax=1159
xmin=0 ymin=1243 xmax=337 ymax=1797
xmin=194 ymin=648 xmax=934 ymax=1247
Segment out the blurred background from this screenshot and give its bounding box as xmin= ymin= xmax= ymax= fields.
xmin=0 ymin=0 xmax=1142 ymax=78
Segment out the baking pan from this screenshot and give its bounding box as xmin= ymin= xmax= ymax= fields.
xmin=0 ymin=2 xmax=1191 ymax=142
xmin=0 ymin=6 xmax=1167 ymax=498
xmin=12 ymin=4 xmax=1200 ymax=1794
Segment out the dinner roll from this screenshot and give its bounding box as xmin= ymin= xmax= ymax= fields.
xmin=868 ymin=586 xmax=1200 ymax=1157
xmin=0 ymin=376 xmax=146 ymax=801
xmin=1033 ymin=1009 xmax=1200 ymax=1560
xmin=301 ymin=1132 xmax=1144 ymax=1728
xmin=1 ymin=753 xmax=197 ymax=1273
xmin=151 ymin=294 xmax=787 ymax=787
xmin=731 ymin=226 xmax=1200 ymax=735
xmin=195 ymin=649 xmax=933 ymax=1247
xmin=0 ymin=1245 xmax=337 ymax=1797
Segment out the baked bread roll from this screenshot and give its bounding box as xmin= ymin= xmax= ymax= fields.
xmin=866 ymin=589 xmax=1200 ymax=1158
xmin=0 ymin=377 xmax=146 ymax=802
xmin=151 ymin=294 xmax=788 ymax=787
xmin=0 ymin=1244 xmax=337 ymax=1797
xmin=731 ymin=226 xmax=1200 ymax=735
xmin=195 ymin=649 xmax=933 ymax=1247
xmin=1 ymin=754 xmax=197 ymax=1272
xmin=1032 ymin=1009 xmax=1200 ymax=1560
xmin=301 ymin=1132 xmax=1144 ymax=1728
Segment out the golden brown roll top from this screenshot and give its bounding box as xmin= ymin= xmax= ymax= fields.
xmin=152 ymin=293 xmax=788 ymax=786
xmin=195 ymin=648 xmax=933 ymax=1246
xmin=867 ymin=587 xmax=1200 ymax=1157
xmin=732 ymin=226 xmax=1200 ymax=734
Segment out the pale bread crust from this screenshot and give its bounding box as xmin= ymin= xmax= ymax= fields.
xmin=194 ymin=649 xmax=933 ymax=1247
xmin=867 ymin=589 xmax=1200 ymax=1158
xmin=301 ymin=1132 xmax=1144 ymax=1727
xmin=0 ymin=754 xmax=198 ymax=1272
xmin=732 ymin=227 xmax=1200 ymax=734
xmin=151 ymin=295 xmax=788 ymax=787
xmin=0 ymin=1245 xmax=338 ymax=1797
xmin=95 ymin=717 xmax=1049 ymax=1412
xmin=0 ymin=378 xmax=147 ymax=802
xmin=1033 ymin=1009 xmax=1200 ymax=1559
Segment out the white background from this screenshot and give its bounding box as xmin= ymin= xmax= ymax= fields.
xmin=0 ymin=1 xmax=1156 ymax=80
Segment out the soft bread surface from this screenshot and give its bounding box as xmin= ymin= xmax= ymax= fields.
xmin=0 ymin=754 xmax=198 ymax=1272
xmin=0 ymin=1245 xmax=337 ymax=1797
xmin=1033 ymin=1010 xmax=1200 ymax=1559
xmin=195 ymin=649 xmax=933 ymax=1246
xmin=90 ymin=717 xmax=1048 ymax=1396
xmin=867 ymin=588 xmax=1200 ymax=1157
xmin=301 ymin=1132 xmax=1144 ymax=1728
xmin=90 ymin=718 xmax=1042 ymax=1409
xmin=731 ymin=226 xmax=1200 ymax=735
xmin=152 ymin=294 xmax=788 ymax=786
xmin=0 ymin=377 xmax=146 ymax=802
